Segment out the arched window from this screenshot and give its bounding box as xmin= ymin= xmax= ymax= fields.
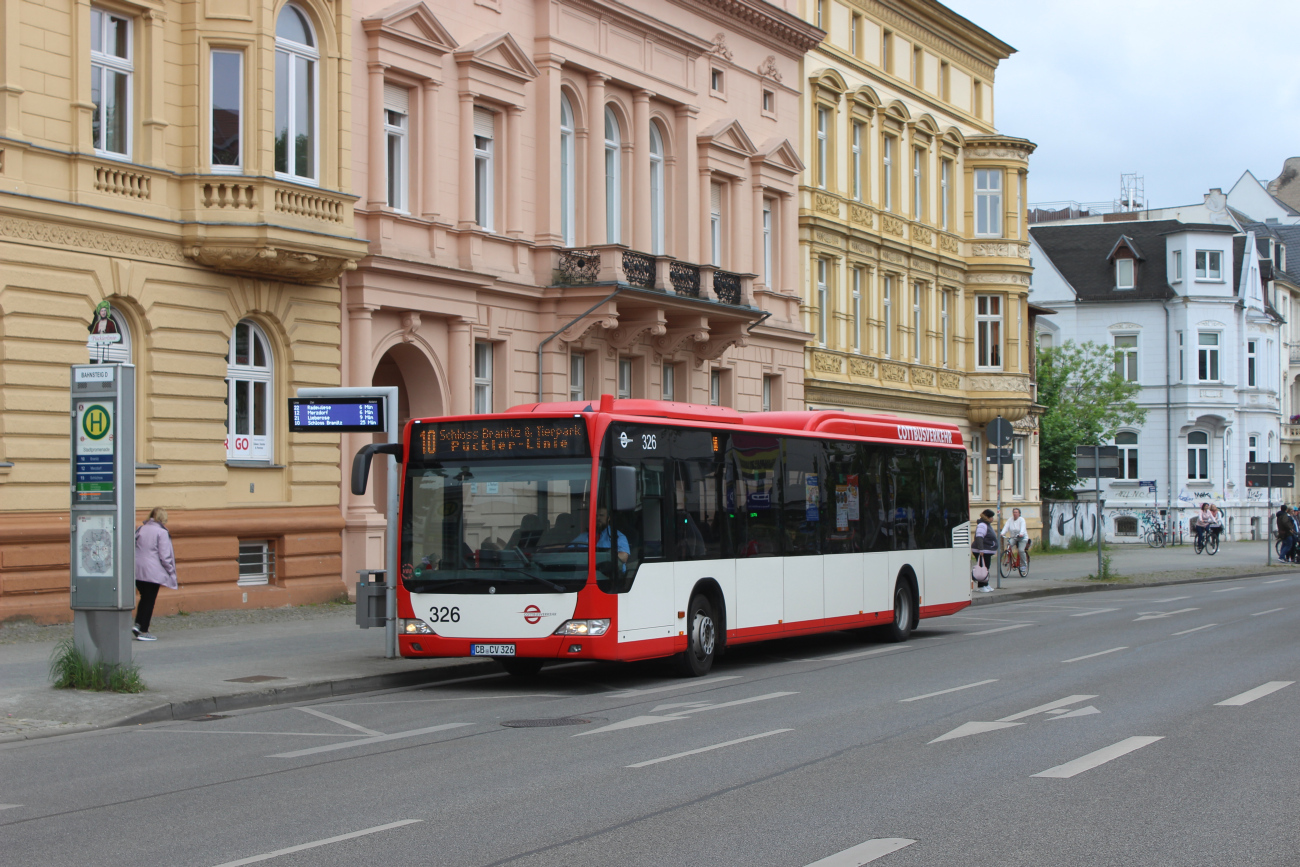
xmin=1187 ymin=431 xmax=1208 ymax=480
xmin=1116 ymin=431 xmax=1138 ymax=479
xmin=227 ymin=320 xmax=273 ymax=462
xmin=604 ymin=106 xmax=621 ymax=243
xmin=87 ymin=302 xmax=131 ymax=364
xmin=560 ymin=94 xmax=575 ymax=246
xmin=649 ymin=121 xmax=665 ymax=255
xmin=275 ymin=4 xmax=318 ymax=183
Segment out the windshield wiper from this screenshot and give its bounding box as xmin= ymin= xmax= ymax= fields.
xmin=492 ymin=567 xmax=568 ymax=593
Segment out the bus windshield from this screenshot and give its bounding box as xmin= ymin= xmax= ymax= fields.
xmin=402 ymin=460 xmax=594 ymax=594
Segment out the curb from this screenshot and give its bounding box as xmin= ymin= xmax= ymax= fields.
xmin=0 ymin=658 xmax=499 ymax=745
xmin=972 ymin=567 xmax=1300 ymax=606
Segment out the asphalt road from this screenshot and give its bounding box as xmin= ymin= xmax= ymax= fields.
xmin=4 ymin=575 xmax=1300 ymax=867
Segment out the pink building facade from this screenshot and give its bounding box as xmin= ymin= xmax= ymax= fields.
xmin=342 ymin=0 xmax=823 ymax=578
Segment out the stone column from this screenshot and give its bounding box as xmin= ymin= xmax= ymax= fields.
xmin=782 ymin=191 xmax=798 ymax=297
xmin=699 ymin=169 xmax=714 ymax=265
xmin=752 ymin=179 xmax=767 ymax=289
xmin=458 ymin=92 xmax=477 ymax=229
xmin=730 ymin=175 xmax=746 ymax=272
xmin=632 ymin=89 xmax=652 ymax=253
xmin=533 ymin=54 xmax=564 ymax=246
xmin=677 ymin=105 xmax=699 ymax=263
xmin=506 ymin=105 xmax=524 ymax=238
xmin=420 ymin=80 xmax=440 ymax=221
xmin=448 ymin=318 xmax=473 ymax=415
xmin=367 ymin=63 xmax=388 ymax=209
xmin=586 ymin=73 xmax=609 ymax=244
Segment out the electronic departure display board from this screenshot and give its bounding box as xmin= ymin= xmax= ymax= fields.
xmin=413 ymin=419 xmax=588 ymax=459
xmin=289 ymin=397 xmax=386 ymax=433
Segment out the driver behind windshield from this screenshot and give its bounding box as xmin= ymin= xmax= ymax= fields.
xmin=572 ymin=506 xmax=629 ymax=564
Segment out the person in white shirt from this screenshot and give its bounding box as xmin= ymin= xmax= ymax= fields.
xmin=1001 ymin=508 xmax=1028 ymax=563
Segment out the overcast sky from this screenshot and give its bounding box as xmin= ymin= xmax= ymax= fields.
xmin=941 ymin=0 xmax=1300 ymax=210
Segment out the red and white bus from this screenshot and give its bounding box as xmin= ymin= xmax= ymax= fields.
xmin=370 ymin=396 xmax=970 ymax=676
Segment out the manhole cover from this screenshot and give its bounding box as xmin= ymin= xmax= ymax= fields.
xmin=500 ymin=718 xmax=591 ymax=728
xmin=224 ymin=675 xmax=286 ymax=683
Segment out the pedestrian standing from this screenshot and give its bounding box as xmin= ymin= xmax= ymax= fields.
xmin=1276 ymin=505 xmax=1295 ymax=562
xmin=971 ymin=509 xmax=998 ymax=593
xmin=134 ymin=507 xmax=177 ymax=641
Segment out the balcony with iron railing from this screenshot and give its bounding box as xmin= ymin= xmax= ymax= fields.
xmin=550 ymin=245 xmax=753 ymax=307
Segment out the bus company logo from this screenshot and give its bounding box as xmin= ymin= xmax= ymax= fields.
xmin=897 ymin=424 xmax=953 ymax=444
xmin=520 ymin=605 xmax=555 ymax=625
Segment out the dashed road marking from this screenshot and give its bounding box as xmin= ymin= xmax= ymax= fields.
xmin=1211 ymin=587 xmax=1243 ymax=593
xmin=208 ymin=820 xmax=421 ymax=866
xmin=1032 ymin=736 xmax=1163 ymax=779
xmin=626 ymin=729 xmax=792 ymax=768
xmin=1263 ymin=578 xmax=1290 ymax=584
xmin=1134 ymin=608 xmax=1199 ymax=622
xmin=967 ymin=623 xmax=1034 ymax=636
xmin=815 ymin=645 xmax=912 ymax=662
xmin=1216 ymin=681 xmax=1294 ymax=707
xmin=576 ymin=692 xmax=798 ymax=736
xmin=0 ymin=804 xmax=22 ymax=811
xmin=1062 ymin=647 xmax=1127 ymax=663
xmin=297 ymin=706 xmax=382 ymax=737
xmin=1069 ymin=608 xmax=1119 ymax=617
xmin=1172 ymin=624 xmax=1217 ymax=636
xmin=900 ymin=679 xmax=998 ymax=703
xmin=803 ymin=838 xmax=917 ymax=866
xmin=1252 ymin=608 xmax=1287 ymax=617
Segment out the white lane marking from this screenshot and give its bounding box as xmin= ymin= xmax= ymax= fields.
xmin=1062 ymin=647 xmax=1127 ymax=663
xmin=576 ymin=692 xmax=797 ymax=736
xmin=1146 ymin=596 xmax=1190 ymax=603
xmin=208 ymin=820 xmax=421 ymax=867
xmin=1133 ymin=608 xmax=1199 ymax=622
xmin=998 ymin=695 xmax=1097 ymax=722
xmin=1211 ymin=587 xmax=1243 ymax=593
xmin=678 ymin=692 xmax=799 ymax=715
xmin=1172 ymin=624 xmax=1218 ymax=636
xmin=651 ymin=700 xmax=712 ymax=713
xmin=1069 ymin=608 xmax=1119 ymax=617
xmin=901 ymin=679 xmax=998 ymax=703
xmin=605 ymin=676 xmax=742 ymax=698
xmin=929 ymin=720 xmax=1021 ymax=743
xmin=1032 ymin=736 xmax=1163 ymax=779
xmin=1215 ymin=681 xmax=1294 ymax=706
xmin=144 ymin=730 xmax=368 ymax=738
xmin=815 ymin=645 xmax=912 ymax=662
xmin=1263 ymin=578 xmax=1290 ymax=584
xmin=268 ymin=723 xmax=471 ymax=758
xmin=967 ymin=623 xmax=1035 ymax=636
xmin=1049 ymin=705 xmax=1099 ymax=720
xmin=0 ymin=804 xmax=22 ymax=811
xmin=296 ymin=706 xmax=383 ymax=737
xmin=627 ymin=729 xmax=792 ymax=768
xmin=1252 ymin=608 xmax=1287 ymax=616
xmin=803 ymin=838 xmax=917 ymax=866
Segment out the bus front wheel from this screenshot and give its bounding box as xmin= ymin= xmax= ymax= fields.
xmin=675 ymin=594 xmax=717 ymax=677
xmin=882 ymin=580 xmax=915 ymax=643
xmin=499 ymin=657 xmax=544 ymax=677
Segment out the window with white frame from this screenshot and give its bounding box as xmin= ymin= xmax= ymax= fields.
xmin=882 ymin=136 xmax=894 ymax=212
xmin=762 ymin=375 xmax=773 ymax=412
xmin=816 ymin=259 xmax=829 ymax=346
xmin=974 ymin=168 xmax=1002 ymax=237
xmin=91 ymin=8 xmax=132 ymax=158
xmin=912 ymin=148 xmax=924 ymax=221
xmin=882 ymin=275 xmax=893 ymax=357
xmin=605 ymin=108 xmax=621 ymax=243
xmin=274 ymin=4 xmax=318 ymax=182
xmin=1177 ymin=331 xmax=1184 ymax=381
xmin=851 ymin=122 xmax=862 ymax=201
xmin=975 ymin=294 xmax=1002 ymax=368
xmin=762 ymin=89 xmax=774 ymax=113
xmin=912 ymin=283 xmax=923 ymax=362
xmin=662 ymin=363 xmax=676 ymax=401
xmin=474 ymin=108 xmax=494 ymax=230
xmin=1247 ymin=340 xmax=1257 ymax=387
xmin=1198 ymin=331 xmax=1220 ymax=381
xmin=850 ymin=14 xmax=860 ymax=56
xmin=940 ymin=290 xmax=949 ymax=367
xmin=762 ymin=200 xmax=773 ymax=285
xmin=649 ymin=122 xmax=665 ymax=255
xmin=618 ymin=358 xmax=632 ymax=399
xmin=851 ymin=268 xmax=862 ymax=352
xmin=1114 ymin=334 xmax=1137 ymax=381
xmin=710 ymin=369 xmax=721 ymax=406
xmin=211 ymin=50 xmax=242 ymax=171
xmin=970 ymin=433 xmax=982 ymax=497
xmin=473 ymin=341 xmax=493 ymax=413
xmin=1195 ymin=250 xmax=1222 ymax=280
xmin=237 ymin=541 xmax=275 ymax=587
xmin=816 ymin=107 xmax=829 ymax=189
xmin=1116 ymin=431 xmax=1138 ymax=479
xmin=710 ymin=182 xmax=722 ymax=267
xmin=1012 ymin=436 xmax=1025 ymax=498
xmin=815 ymin=0 xmax=824 ymax=29
xmin=569 ymin=352 xmax=585 ymax=402
xmin=559 ymin=94 xmax=575 ymax=246
xmin=710 ymin=68 xmax=724 ymax=93
xmin=1115 ymin=257 xmax=1134 ymax=289
xmin=1171 ymin=249 xmax=1182 ymax=281
xmin=1187 ymin=431 xmax=1209 ymax=480
xmin=226 ymin=320 xmax=273 ymax=462
xmin=384 ymin=84 xmax=409 ymax=211
xmin=940 ymin=159 xmax=951 ymax=231
xmin=1248 ymin=434 xmax=1258 ymax=465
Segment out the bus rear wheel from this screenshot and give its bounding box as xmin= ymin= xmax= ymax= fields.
xmin=882 ymin=580 xmax=914 ymax=643
xmin=499 ymin=658 xmax=544 ymax=677
xmin=675 ymin=594 xmax=717 ymax=677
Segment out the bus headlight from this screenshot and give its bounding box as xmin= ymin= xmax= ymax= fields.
xmin=401 ymin=618 xmax=435 ymax=635
xmin=553 ymin=619 xmax=610 ymax=636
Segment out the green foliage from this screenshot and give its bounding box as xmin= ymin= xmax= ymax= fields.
xmin=1037 ymin=535 xmax=1106 ymax=556
xmin=48 ymin=638 xmax=146 ymax=693
xmin=1037 ymin=340 xmax=1147 ymax=499
xmin=1087 ymin=551 xmax=1124 ymax=582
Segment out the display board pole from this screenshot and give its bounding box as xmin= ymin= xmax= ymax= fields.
xmin=1096 ymin=445 xmax=1103 ymax=580
xmin=1268 ymin=462 xmax=1273 ymax=566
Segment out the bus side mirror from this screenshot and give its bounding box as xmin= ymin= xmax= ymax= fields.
xmin=612 ymin=465 xmax=638 ymax=511
xmin=352 ymin=443 xmax=404 ymax=495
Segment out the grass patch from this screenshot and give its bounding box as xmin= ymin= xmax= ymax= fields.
xmin=49 ymin=638 xmax=146 ymax=693
xmin=1037 ymin=536 xmax=1112 ymax=556
xmin=1085 ymin=552 xmax=1126 ymax=582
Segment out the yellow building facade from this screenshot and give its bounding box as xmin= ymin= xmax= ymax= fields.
xmin=795 ymin=0 xmax=1042 ymax=532
xmin=0 ymin=0 xmax=369 ymax=622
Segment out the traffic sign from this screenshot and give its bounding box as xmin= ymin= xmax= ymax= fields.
xmin=1245 ymin=462 xmax=1295 ymax=488
xmin=985 ymin=447 xmax=1013 ymax=465
xmin=1076 ymin=445 xmax=1120 ymax=478
xmin=985 ymin=416 xmax=1014 ymax=447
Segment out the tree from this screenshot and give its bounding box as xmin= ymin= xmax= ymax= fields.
xmin=1037 ymin=340 xmax=1147 ymax=499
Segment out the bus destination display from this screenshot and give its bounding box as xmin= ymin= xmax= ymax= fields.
xmin=289 ymin=398 xmax=386 ymax=433
xmin=415 ymin=419 xmax=588 ymax=459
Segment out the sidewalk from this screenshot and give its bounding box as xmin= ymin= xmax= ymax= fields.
xmin=3 ymin=545 xmax=1297 ymax=744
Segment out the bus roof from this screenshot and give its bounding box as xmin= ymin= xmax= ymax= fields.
xmin=502 ymin=396 xmax=964 ymax=447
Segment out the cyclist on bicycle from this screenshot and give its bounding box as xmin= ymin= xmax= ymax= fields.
xmin=1193 ymin=502 xmax=1212 ymax=547
xmin=1277 ymin=504 xmax=1296 ymax=562
xmin=1207 ymin=504 xmax=1223 ymax=546
xmin=1001 ymin=507 xmax=1028 ymax=568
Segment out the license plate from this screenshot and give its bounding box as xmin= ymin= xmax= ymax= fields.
xmin=471 ymin=644 xmax=515 ymax=656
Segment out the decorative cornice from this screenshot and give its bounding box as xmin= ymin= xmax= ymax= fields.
xmin=812 ymin=351 xmax=843 ymax=373
xmin=706 ymin=32 xmax=734 ymax=62
xmin=970 ymin=242 xmax=1030 ymax=259
xmin=689 ymin=0 xmax=825 ymax=53
xmin=849 ymin=203 xmax=873 ymax=228
xmin=184 ymin=245 xmax=357 ymax=284
xmin=967 ymin=271 xmax=1030 ymax=285
xmin=1 ymin=215 xmax=186 ymax=262
xmin=814 ymin=192 xmax=840 ymax=216
xmin=756 ymin=55 xmax=783 ymax=82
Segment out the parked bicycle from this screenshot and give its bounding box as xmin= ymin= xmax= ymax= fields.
xmin=1144 ymin=522 xmax=1166 ymax=548
xmin=999 ymin=537 xmax=1031 ymax=579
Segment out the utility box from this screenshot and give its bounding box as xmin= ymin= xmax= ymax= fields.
xmin=356 ymin=569 xmax=388 ymax=628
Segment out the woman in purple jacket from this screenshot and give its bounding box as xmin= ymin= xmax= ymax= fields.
xmin=134 ymin=507 xmax=177 ymax=641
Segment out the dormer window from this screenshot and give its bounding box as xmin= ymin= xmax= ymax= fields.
xmin=1116 ymin=258 xmax=1134 ymax=289
xmin=1196 ymin=250 xmax=1222 ymax=280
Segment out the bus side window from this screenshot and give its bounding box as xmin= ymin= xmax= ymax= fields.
xmin=860 ymin=446 xmax=890 ymax=554
xmin=729 ymin=433 xmax=781 ymax=558
xmin=825 ymin=443 xmax=860 ymax=553
xmin=674 ymin=459 xmax=724 ymax=560
xmin=782 ymin=437 xmax=825 ymax=556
